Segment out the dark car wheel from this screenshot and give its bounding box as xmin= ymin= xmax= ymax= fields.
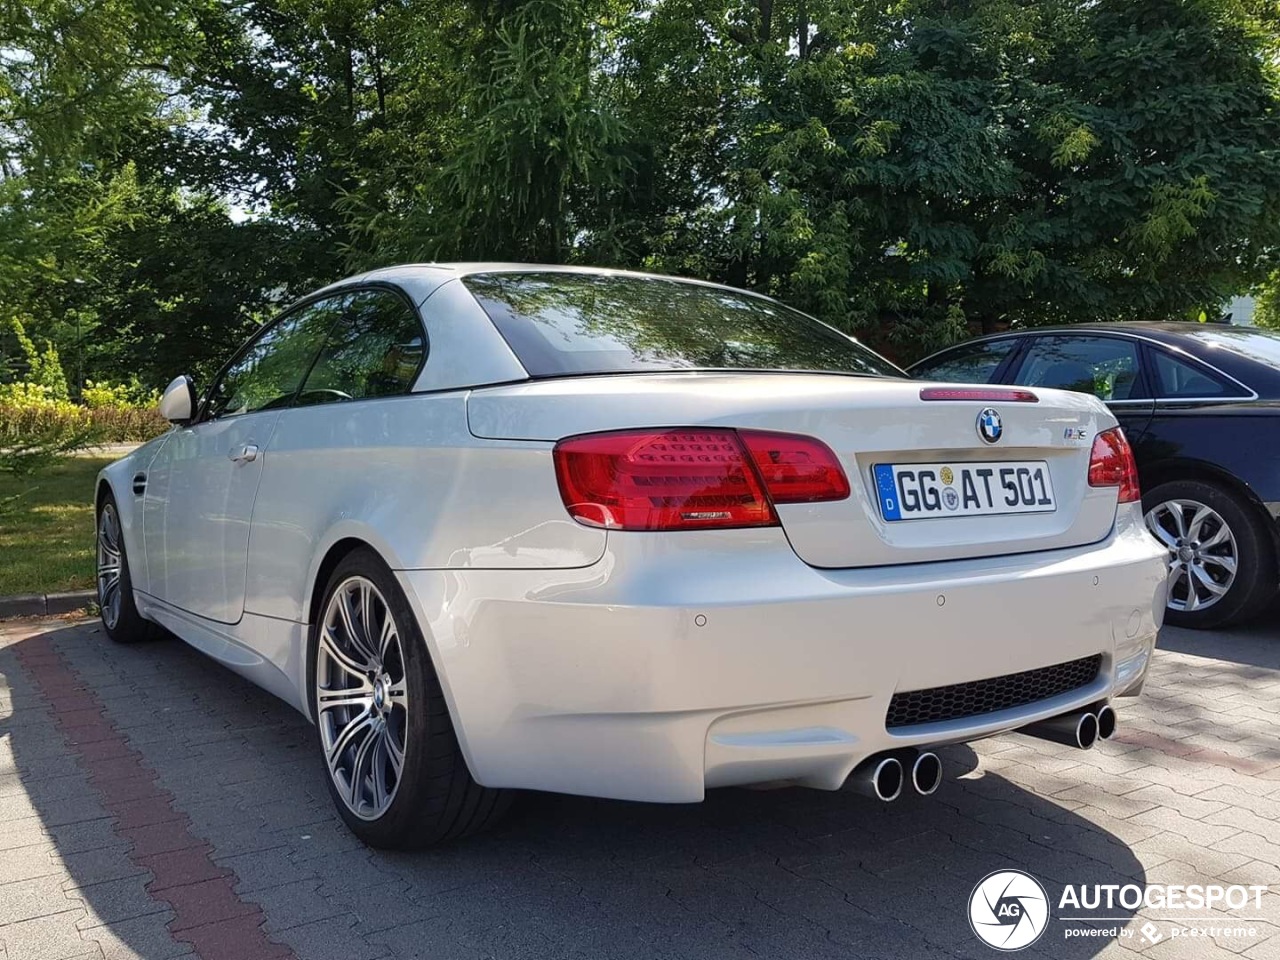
xmin=1143 ymin=480 xmax=1278 ymax=629
xmin=309 ymin=547 xmax=512 ymax=849
xmin=96 ymin=493 xmax=156 ymax=643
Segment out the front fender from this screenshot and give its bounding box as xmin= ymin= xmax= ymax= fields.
xmin=96 ymin=434 xmax=171 ymax=595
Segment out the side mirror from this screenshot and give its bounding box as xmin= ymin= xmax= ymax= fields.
xmin=158 ymin=375 xmax=197 ymax=424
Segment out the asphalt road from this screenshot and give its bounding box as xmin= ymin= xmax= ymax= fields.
xmin=1 ymin=615 xmax=1278 ymax=960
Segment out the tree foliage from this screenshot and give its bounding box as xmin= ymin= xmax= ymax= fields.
xmin=1 ymin=0 xmax=1279 ymax=385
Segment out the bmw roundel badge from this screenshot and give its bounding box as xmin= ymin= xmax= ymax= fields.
xmin=977 ymin=408 xmax=1003 ymax=444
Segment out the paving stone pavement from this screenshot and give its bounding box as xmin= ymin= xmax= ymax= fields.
xmin=1 ymin=616 xmax=1278 ymax=960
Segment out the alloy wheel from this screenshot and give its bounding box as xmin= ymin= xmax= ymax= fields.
xmin=316 ymin=576 xmax=409 ymax=820
xmin=1145 ymin=498 xmax=1238 ymax=613
xmin=97 ymin=504 xmax=123 ymax=630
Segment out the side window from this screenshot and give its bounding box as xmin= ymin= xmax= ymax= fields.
xmin=297 ymin=289 xmax=426 ymax=405
xmin=1151 ymin=350 xmax=1239 ymax=399
xmin=1013 ymin=336 xmax=1144 ymax=401
xmin=205 ymin=297 xmax=346 ymax=419
xmin=912 ymin=339 xmax=1017 ymax=384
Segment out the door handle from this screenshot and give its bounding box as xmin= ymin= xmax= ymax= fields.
xmin=228 ymin=443 xmax=259 ymax=464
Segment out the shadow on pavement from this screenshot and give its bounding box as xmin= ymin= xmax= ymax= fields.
xmin=1157 ymin=612 xmax=1280 ymax=672
xmin=0 ymin=622 xmax=1148 ymax=960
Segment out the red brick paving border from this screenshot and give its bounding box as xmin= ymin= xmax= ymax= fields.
xmin=14 ymin=634 xmax=298 ymax=960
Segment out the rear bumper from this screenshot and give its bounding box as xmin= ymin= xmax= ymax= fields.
xmin=397 ymin=503 xmax=1167 ymax=802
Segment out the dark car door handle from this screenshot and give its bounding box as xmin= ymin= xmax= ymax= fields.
xmin=228 ymin=443 xmax=259 ymax=464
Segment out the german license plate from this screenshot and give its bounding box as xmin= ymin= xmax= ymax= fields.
xmin=873 ymin=461 xmax=1056 ymax=521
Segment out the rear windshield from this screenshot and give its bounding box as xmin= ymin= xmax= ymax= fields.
xmin=464 ymin=272 xmax=902 ymax=379
xmin=1182 ymin=327 xmax=1280 ymax=369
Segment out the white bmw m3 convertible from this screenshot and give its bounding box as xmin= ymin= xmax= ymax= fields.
xmin=95 ymin=264 xmax=1168 ymax=848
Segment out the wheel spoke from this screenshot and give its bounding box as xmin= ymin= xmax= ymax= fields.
xmin=1147 ymin=520 xmax=1179 ymax=551
xmin=1200 ymin=525 xmax=1231 ymax=549
xmin=369 ymin=734 xmax=389 ymax=809
xmin=1185 ymin=505 xmax=1211 ymax=543
xmin=317 ymin=689 xmax=373 ymax=713
xmin=319 ymin=627 xmax=373 ymax=681
xmin=378 ymin=613 xmax=397 ymax=663
xmin=1191 ymin=564 xmax=1228 ymax=596
xmin=385 ymin=729 xmax=405 ymax=778
xmin=386 ymin=678 xmax=407 ymax=710
xmin=1169 ymin=504 xmax=1189 ymax=539
xmin=100 ymin=576 xmax=120 ymax=610
xmin=100 ymin=508 xmax=120 ymax=551
xmin=1200 ymin=552 xmax=1237 ymax=574
xmin=360 ymin=582 xmax=375 ymax=646
xmin=1184 ymin=574 xmax=1202 ymax=611
xmin=348 ymin=720 xmax=379 ymax=808
xmin=342 ymin=588 xmax=379 ymax=666
xmin=334 ymin=590 xmax=360 ymax=651
xmin=328 ymin=708 xmax=375 ymax=768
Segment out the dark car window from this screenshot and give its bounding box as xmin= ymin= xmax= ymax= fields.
xmin=1180 ymin=327 xmax=1280 ymax=369
xmin=298 ymin=290 xmax=427 ymax=405
xmin=1150 ymin=349 xmax=1239 ymax=399
xmin=911 ymin=339 xmax=1018 ymax=383
xmin=464 ymin=272 xmax=903 ymax=379
xmin=205 ymin=296 xmax=345 ymax=419
xmin=1013 ymin=336 xmax=1144 ymax=401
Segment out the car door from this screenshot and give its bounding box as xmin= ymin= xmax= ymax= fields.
xmin=1005 ymin=334 xmax=1157 ymax=443
xmin=242 ymin=286 xmax=429 ymax=620
xmin=143 ymin=295 xmax=346 ymax=623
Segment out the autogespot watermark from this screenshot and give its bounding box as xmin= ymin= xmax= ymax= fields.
xmin=968 ymin=869 xmax=1271 ymax=951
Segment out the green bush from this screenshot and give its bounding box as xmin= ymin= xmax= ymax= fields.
xmin=0 ymin=376 xmax=169 ymax=448
xmin=0 ymin=401 xmax=168 ymax=445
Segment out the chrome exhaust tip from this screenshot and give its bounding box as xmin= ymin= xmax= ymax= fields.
xmin=1096 ymin=704 xmax=1117 ymax=741
xmin=911 ymin=752 xmax=943 ymax=796
xmin=1020 ymin=710 xmax=1099 ymax=750
xmin=849 ymin=755 xmax=904 ymax=802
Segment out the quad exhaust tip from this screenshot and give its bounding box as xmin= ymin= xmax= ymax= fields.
xmin=911 ymin=752 xmax=943 ymax=796
xmin=870 ymin=756 xmax=904 ymax=802
xmin=1020 ymin=710 xmax=1099 ymax=750
xmin=850 ymin=755 xmax=904 ymax=802
xmin=1096 ymin=704 xmax=1117 ymax=741
xmin=1075 ymin=711 xmax=1099 ymax=750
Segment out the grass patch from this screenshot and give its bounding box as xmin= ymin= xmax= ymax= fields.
xmin=0 ymin=457 xmax=113 ymax=596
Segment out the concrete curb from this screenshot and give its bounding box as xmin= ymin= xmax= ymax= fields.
xmin=0 ymin=590 xmax=94 ymax=619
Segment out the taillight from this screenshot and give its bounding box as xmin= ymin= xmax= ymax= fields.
xmin=552 ymin=428 xmax=849 ymax=530
xmin=919 ymin=387 xmax=1039 ymax=403
xmin=738 ymin=430 xmax=850 ymax=504
xmin=1088 ymin=427 xmax=1141 ymax=503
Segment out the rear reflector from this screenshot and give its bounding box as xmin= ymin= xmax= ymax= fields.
xmin=919 ymin=387 xmax=1039 ymax=403
xmin=553 ymin=428 xmax=849 ymax=530
xmin=1088 ymin=427 xmax=1141 ymax=503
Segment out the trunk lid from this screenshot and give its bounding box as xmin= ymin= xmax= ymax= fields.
xmin=466 ymin=373 xmax=1120 ymax=567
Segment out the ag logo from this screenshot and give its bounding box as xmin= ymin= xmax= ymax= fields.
xmin=968 ymin=870 xmax=1049 ymax=951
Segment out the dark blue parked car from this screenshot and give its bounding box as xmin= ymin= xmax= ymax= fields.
xmin=911 ymin=323 xmax=1280 ymax=629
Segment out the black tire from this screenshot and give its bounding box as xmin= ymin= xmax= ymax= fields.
xmin=1142 ymin=479 xmax=1278 ymax=630
xmin=96 ymin=492 xmax=155 ymax=643
xmin=308 ymin=547 xmax=512 ymax=849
